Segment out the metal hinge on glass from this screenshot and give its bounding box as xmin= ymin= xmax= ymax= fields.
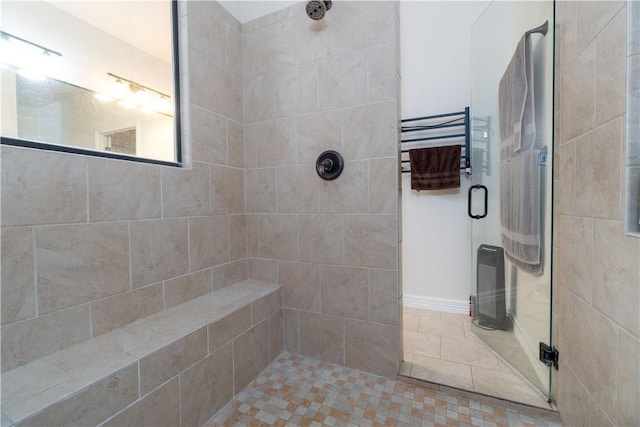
xmin=539 ymin=342 xmax=559 ymax=370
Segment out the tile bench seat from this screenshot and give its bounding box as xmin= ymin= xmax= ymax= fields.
xmin=1 ymin=280 xmax=283 ymax=427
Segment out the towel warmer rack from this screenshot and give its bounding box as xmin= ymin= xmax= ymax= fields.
xmin=401 ymin=107 xmax=471 ymax=175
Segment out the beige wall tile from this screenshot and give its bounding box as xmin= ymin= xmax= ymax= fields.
xmin=561 ymin=43 xmax=595 ymax=142
xmin=368 ymin=158 xmax=397 ymax=214
xmin=190 ymin=106 xmax=227 ymax=165
xmin=36 ymin=223 xmax=130 ymax=314
xmin=162 ymin=162 xmax=210 ymax=218
xmin=279 ymin=261 xmax=320 ymax=311
xmin=103 ymin=377 xmax=180 ymax=427
xmin=206 ymin=61 xmax=242 ymax=123
xmin=189 ymin=216 xmax=230 ymax=271
xmin=299 ymin=311 xmax=344 ymax=365
xmin=140 ymin=327 xmax=207 ymax=395
xmin=370 ymin=269 xmax=398 ymax=325
xmin=556 ymin=360 xmax=613 ymax=427
xmin=244 ymin=74 xmax=276 ymax=124
xmin=339 ymin=1 xmax=397 ymax=52
xmin=246 ymin=168 xmax=277 ymax=213
xmin=130 ymin=219 xmax=189 ymax=288
xmin=259 ymin=214 xmax=299 ymax=261
xmin=276 ymin=166 xmax=320 ymax=213
xmin=233 ymin=320 xmax=270 ymax=392
xmin=246 ymin=215 xmax=260 ymax=257
xmin=618 ymin=332 xmax=640 ymax=426
xmin=164 ymin=269 xmax=212 ymax=308
xmin=318 ymin=51 xmax=368 ymax=110
xmin=244 ymin=124 xmax=258 ymax=168
xmin=576 ymin=1 xmax=625 ymax=53
xmin=345 ymin=319 xmax=397 ymax=377
xmin=18 ymin=363 xmax=138 ymax=427
xmin=180 ymin=343 xmax=233 ymax=427
xmin=366 ymin=43 xmax=397 ymax=103
xmin=298 ymin=215 xmax=344 ymax=264
xmin=342 ymin=101 xmax=397 ymax=160
xmin=187 ymin=1 xmax=225 ymax=64
xmin=226 ymin=20 xmax=243 ymax=78
xmin=556 ymin=1 xmax=578 ymax=72
xmin=88 ymin=159 xmax=161 ymax=222
xmin=1 ymin=227 xmax=35 ymax=324
xmin=596 ymin=7 xmax=627 ymax=125
xmin=572 ymin=298 xmax=618 ymax=420
xmin=593 ymin=221 xmax=640 ymax=337
xmin=558 ymin=216 xmax=594 ymax=303
xmin=256 ymin=118 xmax=296 ymax=168
xmin=318 ymin=161 xmax=369 ymax=214
xmin=344 ymin=215 xmax=397 ymax=269
xmin=227 ymin=119 xmax=244 ymax=168
xmin=275 ymin=63 xmax=318 ymax=117
xmin=211 ymin=165 xmax=245 ymax=214
xmin=269 ymin=310 xmax=283 ymax=362
xmin=208 ymin=306 xmax=251 ymax=352
xmin=251 ymin=289 xmax=282 ymax=325
xmin=91 ymin=284 xmax=164 ymax=337
xmin=320 ymin=265 xmax=369 ymax=320
xmin=283 ymin=308 xmax=299 ymax=353
xmin=188 ymin=49 xmax=208 ymax=109
xmin=574 ymin=118 xmax=623 ymax=219
xmin=1 ymin=147 xmax=86 ymax=227
xmin=295 ymin=110 xmax=342 ymax=164
xmin=555 ymin=284 xmax=574 ymax=366
xmin=212 ymin=260 xmax=247 ymax=290
xmin=229 ymin=215 xmax=247 ymax=261
xmin=1 ymin=304 xmax=90 ymax=372
xmin=243 ymin=18 xmax=295 ymax=78
xmin=292 ymin=9 xmax=342 ymax=64
xmin=558 ymin=142 xmax=576 ymax=215
xmin=248 ymin=258 xmax=278 ymax=283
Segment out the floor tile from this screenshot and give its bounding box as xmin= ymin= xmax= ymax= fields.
xmin=411 ymin=354 xmax=474 ymax=390
xmin=206 ymin=352 xmax=561 ymax=426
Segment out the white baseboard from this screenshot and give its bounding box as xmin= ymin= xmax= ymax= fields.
xmin=403 ymin=294 xmax=469 ymax=315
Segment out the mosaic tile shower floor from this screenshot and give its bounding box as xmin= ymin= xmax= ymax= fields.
xmin=207 ymin=353 xmax=561 ymax=427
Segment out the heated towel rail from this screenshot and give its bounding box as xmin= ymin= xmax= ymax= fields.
xmin=401 ymin=108 xmax=471 ymax=175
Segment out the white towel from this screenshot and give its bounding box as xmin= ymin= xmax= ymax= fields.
xmin=498 ymin=34 xmax=543 ymax=275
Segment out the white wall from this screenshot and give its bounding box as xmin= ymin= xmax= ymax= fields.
xmin=400 ymin=1 xmax=488 ymax=311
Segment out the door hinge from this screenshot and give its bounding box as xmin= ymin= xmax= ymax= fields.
xmin=539 ymin=342 xmax=559 ymax=370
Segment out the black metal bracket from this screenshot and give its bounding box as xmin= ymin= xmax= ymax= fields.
xmin=468 ymin=184 xmax=488 ymax=219
xmin=539 ymin=342 xmax=559 ymax=370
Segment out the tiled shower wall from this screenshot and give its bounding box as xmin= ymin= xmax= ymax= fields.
xmin=554 ymin=1 xmax=640 ymax=426
xmin=241 ymin=2 xmax=401 ymax=377
xmin=0 ymin=2 xmax=247 ymax=372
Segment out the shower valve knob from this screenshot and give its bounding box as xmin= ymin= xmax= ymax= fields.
xmin=316 ymin=150 xmax=344 ymax=180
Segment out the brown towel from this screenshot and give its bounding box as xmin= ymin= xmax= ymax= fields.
xmin=410 ymin=146 xmax=461 ymax=190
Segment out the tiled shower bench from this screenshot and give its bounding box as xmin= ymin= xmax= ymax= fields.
xmin=1 ymin=280 xmax=283 ymax=427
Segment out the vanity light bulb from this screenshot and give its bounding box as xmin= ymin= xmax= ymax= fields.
xmin=118 ymin=100 xmax=135 ymax=109
xmin=94 ymin=93 xmax=114 ymax=102
xmin=111 ymin=79 xmax=130 ymax=99
xmin=133 ymin=89 xmax=151 ymax=107
xmin=154 ymin=96 xmax=171 ymax=113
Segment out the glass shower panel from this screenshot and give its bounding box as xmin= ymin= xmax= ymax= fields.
xmin=470 ymin=1 xmax=554 ymax=398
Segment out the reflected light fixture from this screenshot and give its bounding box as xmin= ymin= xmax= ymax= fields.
xmin=96 ymin=72 xmax=172 ymax=116
xmin=0 ymin=30 xmax=62 ymax=80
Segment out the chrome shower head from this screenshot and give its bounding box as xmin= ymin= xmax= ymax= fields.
xmin=306 ymin=0 xmax=332 ymax=20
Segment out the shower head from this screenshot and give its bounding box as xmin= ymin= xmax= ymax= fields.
xmin=306 ymin=0 xmax=332 ymax=20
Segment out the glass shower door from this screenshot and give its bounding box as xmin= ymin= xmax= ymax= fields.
xmin=469 ymin=1 xmax=554 ymax=399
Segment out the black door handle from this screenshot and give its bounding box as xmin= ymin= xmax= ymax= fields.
xmin=468 ymin=184 xmax=488 ymax=219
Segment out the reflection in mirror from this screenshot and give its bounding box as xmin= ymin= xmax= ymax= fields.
xmin=1 ymin=1 xmax=179 ymax=165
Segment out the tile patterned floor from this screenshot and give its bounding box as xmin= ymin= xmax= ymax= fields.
xmin=207 ymin=353 xmax=561 ymax=427
xmin=401 ymin=307 xmax=550 ymax=409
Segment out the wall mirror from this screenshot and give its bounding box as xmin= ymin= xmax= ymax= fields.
xmin=0 ymin=1 xmax=180 ymax=165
